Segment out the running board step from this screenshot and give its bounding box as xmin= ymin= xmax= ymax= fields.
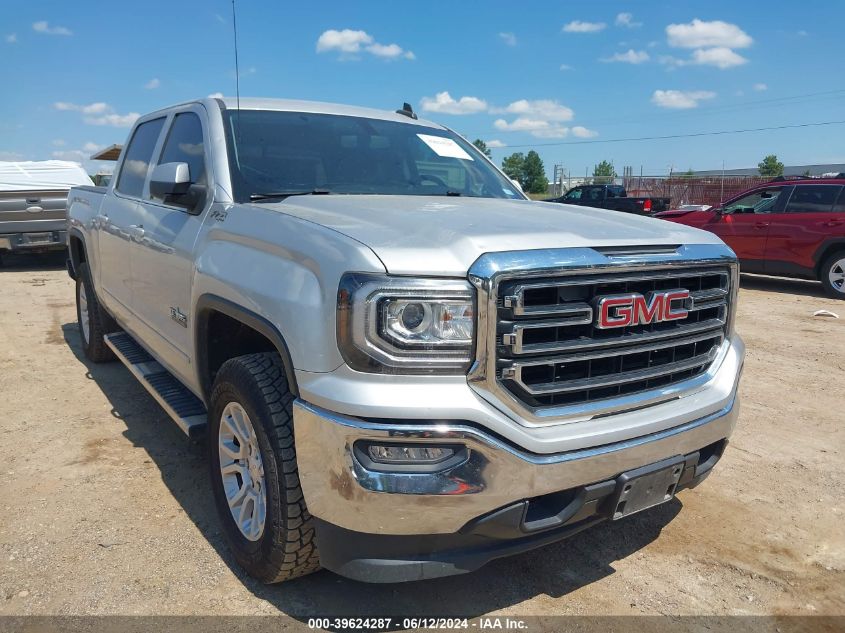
xmin=104 ymin=332 xmax=207 ymax=438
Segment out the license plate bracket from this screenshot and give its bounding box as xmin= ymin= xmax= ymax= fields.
xmin=611 ymin=456 xmax=685 ymax=520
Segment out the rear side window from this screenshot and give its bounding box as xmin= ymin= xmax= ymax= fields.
xmin=784 ymin=185 xmax=842 ymax=214
xmin=116 ymin=118 xmax=165 ymax=198
xmin=834 ymin=188 xmax=845 ymax=213
xmin=154 ymin=113 xmax=207 ymax=198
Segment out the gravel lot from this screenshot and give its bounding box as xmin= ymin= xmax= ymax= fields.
xmin=0 ymin=252 xmax=843 ymax=621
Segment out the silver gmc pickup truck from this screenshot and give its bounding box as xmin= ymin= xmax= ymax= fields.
xmin=66 ymin=97 xmax=744 ymax=584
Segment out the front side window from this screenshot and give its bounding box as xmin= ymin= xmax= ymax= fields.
xmin=116 ymin=118 xmax=165 ymax=198
xmin=563 ymin=188 xmax=582 ymax=201
xmin=723 ymin=187 xmax=784 ymax=214
xmin=223 ymin=110 xmax=522 ymax=201
xmin=783 ymin=185 xmax=842 ymax=214
xmin=153 ymin=112 xmax=207 ymax=201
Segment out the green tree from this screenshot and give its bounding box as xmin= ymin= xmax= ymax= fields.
xmin=522 ymin=151 xmax=549 ymax=194
xmin=592 ymin=160 xmax=617 ymax=184
xmin=681 ymin=167 xmax=695 ymax=178
xmin=758 ymin=154 xmax=784 ymax=178
xmin=472 ymin=139 xmax=493 ymax=159
xmin=501 ymin=152 xmax=525 ymax=182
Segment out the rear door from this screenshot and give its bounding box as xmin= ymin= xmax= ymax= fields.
xmin=702 ymin=186 xmax=788 ymax=271
xmin=129 ymin=107 xmax=210 ymax=379
xmin=765 ymin=184 xmax=844 ymax=274
xmin=98 ymin=117 xmax=166 ymax=312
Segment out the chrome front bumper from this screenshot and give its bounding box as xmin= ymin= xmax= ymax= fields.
xmin=293 ymin=375 xmax=741 ymax=536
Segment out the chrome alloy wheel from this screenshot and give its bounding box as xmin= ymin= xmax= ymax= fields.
xmin=78 ymin=280 xmax=90 ymax=344
xmin=218 ymin=402 xmax=267 ymax=541
xmin=829 ymin=257 xmax=845 ymax=294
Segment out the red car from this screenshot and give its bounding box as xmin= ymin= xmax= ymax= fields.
xmin=655 ymin=177 xmax=845 ymax=298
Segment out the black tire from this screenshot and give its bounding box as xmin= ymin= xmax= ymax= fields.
xmin=208 ymin=352 xmax=320 ymax=583
xmin=75 ymin=262 xmax=117 ymax=362
xmin=819 ymin=251 xmax=845 ymax=299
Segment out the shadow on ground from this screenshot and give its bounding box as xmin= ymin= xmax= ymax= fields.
xmin=61 ymin=321 xmax=682 ymax=618
xmin=739 ymin=273 xmax=829 ymax=299
xmin=0 ymin=250 xmax=67 ymax=272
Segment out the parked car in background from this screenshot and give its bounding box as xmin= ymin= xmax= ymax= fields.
xmin=656 ymin=178 xmax=845 ymax=298
xmin=546 ymin=184 xmax=670 ymax=215
xmin=0 ymin=160 xmax=93 ymax=263
xmin=67 ymin=96 xmax=744 ymax=584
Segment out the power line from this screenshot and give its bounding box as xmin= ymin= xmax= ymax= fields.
xmin=492 ymin=120 xmax=845 ymax=149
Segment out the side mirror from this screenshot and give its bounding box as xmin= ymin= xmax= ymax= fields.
xmin=510 ymin=178 xmax=523 ymax=192
xmin=150 ymin=162 xmax=191 ymax=199
xmin=717 ymin=206 xmax=733 ymax=216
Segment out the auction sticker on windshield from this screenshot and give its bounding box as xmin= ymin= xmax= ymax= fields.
xmin=417 ymin=134 xmax=474 ymax=161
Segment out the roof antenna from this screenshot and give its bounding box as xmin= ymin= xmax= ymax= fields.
xmin=231 ymin=0 xmax=241 ymax=137
xmin=396 ymin=102 xmax=418 ymax=120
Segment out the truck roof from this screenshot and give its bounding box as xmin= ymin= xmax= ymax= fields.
xmin=146 ymin=97 xmax=445 ymax=129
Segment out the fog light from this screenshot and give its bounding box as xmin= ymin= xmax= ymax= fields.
xmin=355 ymin=441 xmax=468 ymax=473
xmin=368 ymin=444 xmax=453 ymax=464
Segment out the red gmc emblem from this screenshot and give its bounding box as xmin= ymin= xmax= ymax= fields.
xmin=595 ymin=289 xmax=691 ymax=329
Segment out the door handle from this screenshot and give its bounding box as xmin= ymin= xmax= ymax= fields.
xmin=823 ymin=220 xmax=844 ymax=228
xmin=754 ymin=222 xmax=770 ymax=229
xmin=25 ymin=206 xmax=44 ymax=213
xmin=128 ymin=224 xmax=145 ymax=240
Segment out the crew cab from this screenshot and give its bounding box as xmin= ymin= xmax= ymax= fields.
xmin=546 ymin=184 xmax=670 ymax=215
xmin=66 ymin=97 xmax=745 ymax=584
xmin=656 ymin=178 xmax=845 ymax=298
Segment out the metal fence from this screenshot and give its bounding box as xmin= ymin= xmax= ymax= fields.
xmin=622 ymin=175 xmax=770 ymax=208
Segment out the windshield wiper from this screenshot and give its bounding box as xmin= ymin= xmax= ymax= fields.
xmin=249 ymin=188 xmax=332 ymax=201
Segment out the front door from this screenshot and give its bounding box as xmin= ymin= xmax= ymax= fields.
xmin=130 ymin=109 xmax=210 ymax=380
xmin=703 ymin=186 xmax=788 ymax=271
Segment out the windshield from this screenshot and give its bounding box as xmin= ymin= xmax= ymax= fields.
xmin=223 ymin=110 xmax=523 ymax=201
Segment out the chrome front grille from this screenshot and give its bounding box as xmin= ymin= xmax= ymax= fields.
xmin=496 ymin=267 xmax=730 ymax=410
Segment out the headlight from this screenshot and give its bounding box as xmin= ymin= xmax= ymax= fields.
xmin=337 ymin=273 xmax=475 ymax=374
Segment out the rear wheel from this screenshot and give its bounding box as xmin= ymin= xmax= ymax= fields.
xmin=208 ymin=352 xmax=320 ymax=583
xmin=820 ymin=252 xmax=845 ymax=299
xmin=75 ymin=262 xmax=117 ymax=362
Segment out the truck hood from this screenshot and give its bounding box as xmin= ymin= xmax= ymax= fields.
xmin=258 ymin=195 xmax=723 ymax=276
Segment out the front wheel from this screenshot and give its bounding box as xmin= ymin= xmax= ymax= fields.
xmin=208 ymin=352 xmax=320 ymax=583
xmin=820 ymin=252 xmax=845 ymax=299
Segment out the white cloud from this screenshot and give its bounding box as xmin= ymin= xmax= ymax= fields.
xmin=486 ymin=139 xmax=505 ymax=148
xmin=562 ymin=21 xmax=606 ymax=34
xmin=601 ymin=49 xmax=649 ymax=64
xmin=753 ymin=82 xmax=768 ymax=92
xmin=494 ymin=99 xmax=574 ymax=121
xmin=615 ymin=13 xmax=642 ymax=28
xmin=82 ymin=142 xmax=103 ymax=153
xmin=499 ymin=32 xmax=517 ymax=46
xmin=5 ymin=33 xmax=17 ymax=44
xmin=651 ymin=89 xmax=716 ymax=109
xmin=51 ymin=139 xmax=66 ymax=146
xmin=666 ymin=19 xmax=752 ymax=49
xmin=559 ymin=64 xmax=572 ymax=71
xmin=572 ymin=126 xmax=598 ymax=138
xmin=208 ymin=92 xmax=224 ymax=98
xmin=144 ymin=78 xmax=160 ymax=89
xmin=0 ymin=150 xmax=24 ymax=161
xmin=690 ymin=47 xmax=748 ymax=69
xmin=797 ymin=30 xmax=808 ymax=37
xmin=53 ymin=101 xmax=140 ymax=127
xmin=316 ymin=29 xmax=414 ymax=61
xmin=492 ymin=99 xmax=577 ymax=138
xmin=419 ymin=91 xmax=488 ymax=115
xmin=32 ymin=21 xmax=72 ymax=36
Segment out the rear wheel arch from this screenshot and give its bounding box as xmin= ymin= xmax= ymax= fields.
xmin=68 ymin=229 xmax=87 ymax=278
xmin=194 ymin=295 xmax=299 ymax=405
xmin=814 ymin=239 xmax=845 ymax=276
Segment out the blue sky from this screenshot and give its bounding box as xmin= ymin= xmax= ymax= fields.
xmin=2 ymin=0 xmax=844 ymax=176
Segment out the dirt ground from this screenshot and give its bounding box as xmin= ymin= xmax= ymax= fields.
xmin=0 ymin=251 xmax=843 ymax=622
